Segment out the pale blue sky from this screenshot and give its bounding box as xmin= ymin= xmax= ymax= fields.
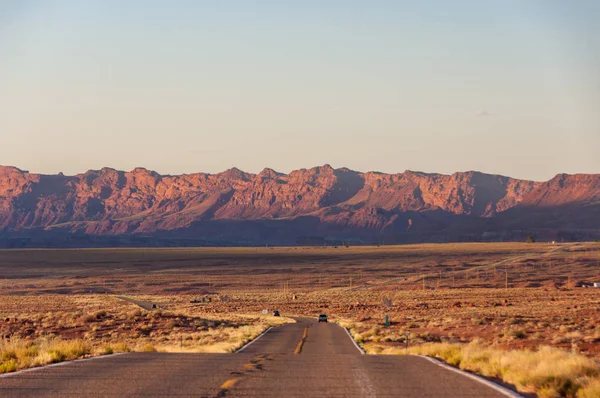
xmin=1 ymin=1 xmax=598 ymax=181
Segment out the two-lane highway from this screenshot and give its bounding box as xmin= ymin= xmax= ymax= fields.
xmin=232 ymin=318 xmax=509 ymax=397
xmin=0 ymin=318 xmax=514 ymax=397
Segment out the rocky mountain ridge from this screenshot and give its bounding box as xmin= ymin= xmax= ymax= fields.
xmin=1 ymin=165 xmax=599 ymax=247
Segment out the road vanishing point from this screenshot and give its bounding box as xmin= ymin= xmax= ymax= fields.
xmin=1 ymin=318 xmax=517 ymax=397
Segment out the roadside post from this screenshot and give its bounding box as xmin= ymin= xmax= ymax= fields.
xmin=385 ymin=315 xmax=389 ymax=328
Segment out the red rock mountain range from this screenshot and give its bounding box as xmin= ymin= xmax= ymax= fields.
xmin=1 ymin=165 xmax=599 ymax=247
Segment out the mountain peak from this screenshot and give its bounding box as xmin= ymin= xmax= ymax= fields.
xmin=258 ymin=168 xmax=283 ymax=179
xmin=219 ymin=167 xmax=251 ymax=181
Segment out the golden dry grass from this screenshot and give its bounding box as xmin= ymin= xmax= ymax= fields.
xmin=577 ymin=379 xmax=600 ymax=398
xmin=0 ymin=294 xmax=292 ymax=373
xmin=151 ymin=312 xmax=292 ymax=353
xmin=0 ymin=338 xmax=92 ymax=373
xmin=340 ymin=312 xmax=600 ymax=397
xmin=398 ymin=341 xmax=600 ymax=398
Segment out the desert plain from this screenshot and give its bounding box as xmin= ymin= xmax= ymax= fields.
xmin=2 ymin=242 xmax=600 ymax=396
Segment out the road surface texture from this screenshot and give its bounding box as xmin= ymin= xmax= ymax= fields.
xmin=115 ymin=296 xmax=158 ymax=311
xmin=0 ymin=318 xmax=511 ymax=397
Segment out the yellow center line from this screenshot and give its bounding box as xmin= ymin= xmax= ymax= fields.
xmin=293 ymin=327 xmax=309 ymax=355
xmin=220 ymin=378 xmax=239 ymax=389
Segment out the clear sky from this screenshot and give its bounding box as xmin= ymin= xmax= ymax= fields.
xmin=1 ymin=1 xmax=599 ymax=181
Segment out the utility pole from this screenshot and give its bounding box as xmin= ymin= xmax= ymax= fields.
xmin=505 ymin=269 xmax=508 ymax=290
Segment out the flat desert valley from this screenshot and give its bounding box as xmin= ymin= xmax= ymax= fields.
xmin=2 ymin=242 xmax=600 ymax=396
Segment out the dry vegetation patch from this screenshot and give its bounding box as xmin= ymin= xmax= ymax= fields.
xmin=0 ymin=337 xmax=100 ymax=373
xmin=0 ymin=294 xmax=291 ymax=373
xmin=405 ymin=342 xmax=600 ymax=398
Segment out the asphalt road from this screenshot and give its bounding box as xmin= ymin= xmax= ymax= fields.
xmin=115 ymin=296 xmax=158 ymax=311
xmin=0 ymin=318 xmax=511 ymax=397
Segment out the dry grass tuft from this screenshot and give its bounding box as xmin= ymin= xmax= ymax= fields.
xmin=138 ymin=343 xmax=157 ymax=352
xmin=156 ymin=317 xmax=292 ymax=353
xmin=0 ymin=338 xmax=91 ymax=373
xmin=391 ymin=341 xmax=600 ymax=397
xmin=95 ymin=342 xmax=131 ymax=356
xmin=577 ymin=379 xmax=600 ymax=398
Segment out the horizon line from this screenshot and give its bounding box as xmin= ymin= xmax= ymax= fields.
xmin=1 ymin=164 xmax=595 ymax=183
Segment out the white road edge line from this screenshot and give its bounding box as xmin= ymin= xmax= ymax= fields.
xmin=417 ymin=355 xmax=524 ymax=398
xmin=342 ymin=326 xmax=366 ymax=355
xmin=0 ymin=352 xmax=128 ymax=379
xmin=236 ymin=327 xmax=273 ymax=353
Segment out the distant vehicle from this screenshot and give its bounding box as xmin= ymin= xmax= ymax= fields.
xmin=318 ymin=314 xmax=328 ymax=323
xmin=151 ymin=303 xmax=157 ymax=309
xmin=272 ymin=310 xmax=280 ymax=316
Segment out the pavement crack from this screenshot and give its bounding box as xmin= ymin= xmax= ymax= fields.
xmin=215 ymin=389 xmax=229 ymax=398
xmin=214 ymin=354 xmax=272 ymax=397
xmin=215 ymin=378 xmax=239 ymax=397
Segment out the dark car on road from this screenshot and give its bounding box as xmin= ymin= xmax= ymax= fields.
xmin=272 ymin=310 xmax=280 ymax=316
xmin=318 ymin=314 xmax=328 ymax=323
